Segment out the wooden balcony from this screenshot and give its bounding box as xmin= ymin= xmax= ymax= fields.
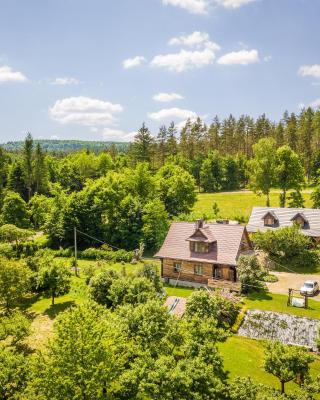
xmin=207 ymin=278 xmax=241 ymax=292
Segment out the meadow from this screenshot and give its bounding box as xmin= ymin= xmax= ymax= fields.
xmin=219 ymin=336 xmax=320 ymax=393
xmin=193 ymin=190 xmax=312 ymax=221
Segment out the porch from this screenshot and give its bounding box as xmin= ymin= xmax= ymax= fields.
xmin=207 ymin=278 xmax=241 ymax=292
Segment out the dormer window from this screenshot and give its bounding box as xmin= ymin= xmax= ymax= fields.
xmin=190 ymin=241 xmax=209 ymax=253
xmin=262 ymin=211 xmax=278 ymax=227
xmin=264 ymin=216 xmax=275 ymax=226
xmin=291 ymin=213 xmax=308 ymax=229
xmin=187 ymin=220 xmax=216 ymax=253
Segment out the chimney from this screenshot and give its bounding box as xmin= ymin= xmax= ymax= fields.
xmin=195 ymin=219 xmax=204 ymax=230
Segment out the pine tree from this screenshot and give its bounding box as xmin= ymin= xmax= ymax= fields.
xmin=131 ymin=123 xmax=154 ymax=164
xmin=298 ymin=107 xmax=314 ymax=180
xmin=22 ymin=133 xmax=34 ymax=201
xmin=33 ymin=143 xmax=49 ymax=194
xmin=7 ymin=162 xmax=28 ymax=200
xmin=166 ymin=122 xmax=178 ymax=157
xmin=156 ymin=125 xmax=168 ymax=166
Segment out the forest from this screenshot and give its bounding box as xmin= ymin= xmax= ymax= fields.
xmin=0 ymin=107 xmax=320 ymax=252
xmin=1 ymin=108 xmax=320 ymax=399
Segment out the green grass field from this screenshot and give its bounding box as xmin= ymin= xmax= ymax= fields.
xmin=219 ymin=336 xmax=320 ymax=393
xmin=193 ymin=191 xmax=312 ymax=221
xmin=244 ymin=291 xmax=320 ymax=319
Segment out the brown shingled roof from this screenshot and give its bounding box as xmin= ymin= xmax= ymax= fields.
xmin=155 ymin=221 xmax=246 ymax=266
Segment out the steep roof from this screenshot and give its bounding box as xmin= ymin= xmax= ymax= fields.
xmin=187 ymin=226 xmax=216 ymax=243
xmin=247 ymin=207 xmax=320 ymax=237
xmin=154 ymin=222 xmax=246 ymax=266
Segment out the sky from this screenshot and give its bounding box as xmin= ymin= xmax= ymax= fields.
xmin=0 ymin=0 xmax=319 ymax=142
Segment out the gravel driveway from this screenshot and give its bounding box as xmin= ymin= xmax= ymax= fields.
xmin=267 ymin=272 xmax=320 ymax=301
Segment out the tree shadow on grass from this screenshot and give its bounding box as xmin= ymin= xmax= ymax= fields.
xmin=245 ymin=290 xmax=273 ymax=302
xmin=44 ymin=301 xmax=75 ymax=319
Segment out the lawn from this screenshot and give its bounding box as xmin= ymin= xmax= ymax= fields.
xmin=244 ymin=291 xmax=320 ymax=319
xmin=219 ymin=336 xmax=320 ymax=393
xmin=165 ymin=285 xmax=195 ymax=298
xmin=25 ymin=260 xmax=150 ymax=315
xmin=193 ymin=190 xmax=312 ymax=221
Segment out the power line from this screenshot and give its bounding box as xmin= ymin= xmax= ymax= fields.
xmin=75 ymin=228 xmax=122 ymax=250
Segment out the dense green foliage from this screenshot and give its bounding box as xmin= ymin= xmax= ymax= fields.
xmin=264 ymin=341 xmax=315 ymax=393
xmin=237 ymin=254 xmax=267 ymax=293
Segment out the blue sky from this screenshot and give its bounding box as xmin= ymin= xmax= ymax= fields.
xmin=0 ymin=0 xmax=319 ymax=142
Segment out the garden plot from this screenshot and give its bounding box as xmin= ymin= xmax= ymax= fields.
xmin=238 ymin=309 xmax=319 ymax=351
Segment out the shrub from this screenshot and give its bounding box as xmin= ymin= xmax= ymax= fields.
xmin=263 ymin=274 xmax=278 ymax=283
xmin=231 ymin=306 xmax=247 ymax=333
xmin=89 ymin=269 xmax=120 ymax=307
xmin=185 ymin=290 xmax=241 ymax=328
xmin=254 ymin=225 xmax=311 ymax=258
xmin=237 ymin=254 xmax=267 ymax=293
xmin=0 ymin=243 xmax=15 ymax=259
xmin=78 ymin=247 xmax=134 ymax=263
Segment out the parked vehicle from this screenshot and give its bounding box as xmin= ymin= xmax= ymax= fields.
xmin=300 ymin=281 xmax=319 ymax=296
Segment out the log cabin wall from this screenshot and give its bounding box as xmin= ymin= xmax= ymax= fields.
xmin=162 ymin=258 xmax=235 ymax=284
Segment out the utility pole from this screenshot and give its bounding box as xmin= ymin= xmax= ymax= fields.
xmin=74 ymin=227 xmax=78 ymax=277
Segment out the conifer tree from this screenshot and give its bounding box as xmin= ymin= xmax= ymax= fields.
xmin=22 ymin=133 xmax=34 ymax=201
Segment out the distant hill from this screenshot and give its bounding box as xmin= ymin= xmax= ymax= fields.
xmin=2 ymin=139 xmax=131 ymax=153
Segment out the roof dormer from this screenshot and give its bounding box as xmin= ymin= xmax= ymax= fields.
xmin=291 ymin=212 xmax=308 ymax=229
xmin=262 ymin=211 xmax=278 ymax=227
xmin=186 ymin=220 xmax=216 ymax=253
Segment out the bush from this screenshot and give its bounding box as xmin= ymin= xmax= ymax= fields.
xmin=237 ymin=254 xmax=267 ymax=293
xmin=89 ymin=269 xmax=120 ymax=307
xmin=231 ymin=306 xmax=247 ymax=333
xmin=263 ymin=274 xmax=278 ymax=283
xmin=0 ymin=243 xmax=15 ymax=259
xmin=53 ymin=247 xmax=73 ymax=258
xmin=78 ymin=247 xmax=134 ymax=263
xmin=254 ymin=225 xmax=311 ymax=258
xmin=185 ymin=290 xmax=241 ymax=328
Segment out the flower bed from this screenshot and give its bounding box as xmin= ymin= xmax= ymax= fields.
xmin=238 ymin=309 xmax=319 ymax=351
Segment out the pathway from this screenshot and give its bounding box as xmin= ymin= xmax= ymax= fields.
xmin=267 ymin=272 xmax=320 ymax=301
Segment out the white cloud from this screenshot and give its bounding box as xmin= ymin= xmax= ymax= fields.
xmin=217 ymin=49 xmax=259 ymax=65
xmin=162 ymin=0 xmax=209 ymax=14
xmin=50 ymin=135 xmax=59 ymax=140
xmin=122 ymin=56 xmax=146 ymax=69
xmin=214 ymin=0 xmax=256 ymax=9
xmin=310 ymin=99 xmax=320 ymax=109
xmin=151 ymin=48 xmax=215 ymax=72
xmin=298 ymin=65 xmax=320 ymax=79
xmin=49 ymin=96 xmax=123 ymax=127
xmin=51 ymin=77 xmax=80 ymax=85
xmin=0 ymin=65 xmax=28 ymax=83
xmin=168 ymin=31 xmax=220 ymax=51
xmin=148 ymin=107 xmax=198 ymax=121
xmin=153 ymin=92 xmax=184 ymax=102
xmin=264 ymin=55 xmax=272 ymax=62
xmin=102 ymin=128 xmax=136 ymax=141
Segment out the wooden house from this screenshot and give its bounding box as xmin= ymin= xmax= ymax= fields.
xmin=247 ymin=207 xmax=320 ymax=241
xmin=154 ymin=220 xmax=252 ymax=289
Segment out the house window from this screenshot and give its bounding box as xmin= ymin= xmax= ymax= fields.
xmin=190 ymin=242 xmax=209 ymax=253
xmin=214 ymin=267 xmax=222 ymax=279
xmin=293 ymin=216 xmax=305 ymax=228
xmin=194 ymin=264 xmax=203 ymax=275
xmin=264 ymin=217 xmax=274 ymax=226
xmin=173 ymin=262 xmax=182 ymax=273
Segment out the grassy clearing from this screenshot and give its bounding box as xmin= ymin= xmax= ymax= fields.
xmin=244 ymin=291 xmax=320 ymax=319
xmin=219 ymin=336 xmax=320 ymax=393
xmin=193 ymin=191 xmax=312 ymax=221
xmin=24 ymin=260 xmax=150 ymax=316
xmin=164 ymin=285 xmax=195 ymax=298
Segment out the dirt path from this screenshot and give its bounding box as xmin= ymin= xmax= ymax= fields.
xmin=267 ymin=272 xmax=320 ymax=301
